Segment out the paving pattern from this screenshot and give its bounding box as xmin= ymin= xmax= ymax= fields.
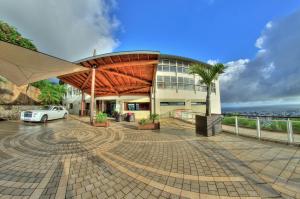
xmin=0 ymin=118 xmax=299 ymax=199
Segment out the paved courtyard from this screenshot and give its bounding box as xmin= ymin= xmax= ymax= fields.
xmin=0 ymin=118 xmax=299 ymax=199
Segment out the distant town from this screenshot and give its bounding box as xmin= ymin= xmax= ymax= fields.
xmin=222 ymin=104 xmax=300 ymax=118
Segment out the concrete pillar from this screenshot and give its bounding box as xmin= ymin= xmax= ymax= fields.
xmin=80 ymin=91 xmax=85 ymax=116
xmin=90 ymin=67 xmax=96 ymax=125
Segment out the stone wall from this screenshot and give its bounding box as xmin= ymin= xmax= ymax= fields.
xmin=0 ymin=105 xmax=43 ymax=120
xmin=0 ymin=80 xmax=41 ymax=105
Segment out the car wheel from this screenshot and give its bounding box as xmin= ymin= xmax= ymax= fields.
xmin=63 ymin=113 xmax=67 ymax=119
xmin=41 ymin=115 xmax=48 ymax=123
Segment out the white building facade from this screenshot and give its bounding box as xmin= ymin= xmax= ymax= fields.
xmin=63 ymin=53 xmax=221 ymax=119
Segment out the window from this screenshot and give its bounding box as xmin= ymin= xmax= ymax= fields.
xmin=196 ymin=80 xmax=207 ymax=92
xmin=177 ymin=66 xmax=184 ymax=73
xmin=157 ymin=76 xmax=176 ymax=89
xmin=125 ymin=103 xmax=150 ymax=111
xmin=191 ymin=102 xmax=206 ymax=106
xmin=164 ymin=76 xmax=171 ymax=89
xmin=69 ymin=103 xmax=73 ymax=109
xmin=163 ymin=65 xmax=170 ymax=72
xmin=184 ymin=78 xmax=194 ymax=90
xmin=158 ymin=64 xmax=163 ymax=71
xmin=211 ymin=83 xmax=216 ymax=93
xmin=160 ymin=102 xmax=185 ymax=106
xmin=162 ymin=59 xmax=169 ymax=65
xmin=177 ymin=77 xmax=184 ymax=90
xmin=157 ymin=75 xmax=164 ymax=89
xmin=170 ymin=65 xmax=176 ymax=72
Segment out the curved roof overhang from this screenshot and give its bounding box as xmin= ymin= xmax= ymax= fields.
xmin=59 ymin=51 xmax=160 ymax=97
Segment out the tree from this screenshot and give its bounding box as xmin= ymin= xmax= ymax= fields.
xmin=0 ymin=20 xmax=37 ymax=83
xmin=0 ymin=20 xmax=37 ymax=51
xmin=189 ymin=63 xmax=226 ymax=116
xmin=32 ymin=80 xmax=66 ymax=105
xmin=0 ymin=20 xmax=65 ymax=104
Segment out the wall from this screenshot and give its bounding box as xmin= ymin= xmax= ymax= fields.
xmin=0 ymin=105 xmax=43 ymax=120
xmin=0 ymin=80 xmax=40 ymax=105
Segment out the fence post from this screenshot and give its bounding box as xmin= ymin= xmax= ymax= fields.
xmin=256 ymin=117 xmax=261 ymax=139
xmin=235 ymin=116 xmax=239 ymax=135
xmin=287 ymin=119 xmax=294 ymax=144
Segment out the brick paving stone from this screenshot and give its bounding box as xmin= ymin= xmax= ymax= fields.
xmin=0 ymin=118 xmax=299 ymax=198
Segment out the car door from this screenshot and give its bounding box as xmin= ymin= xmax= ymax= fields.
xmin=58 ymin=107 xmax=65 ymax=118
xmin=50 ymin=106 xmax=59 ymax=119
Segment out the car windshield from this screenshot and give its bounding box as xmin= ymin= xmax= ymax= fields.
xmin=40 ymin=106 xmax=51 ymax=110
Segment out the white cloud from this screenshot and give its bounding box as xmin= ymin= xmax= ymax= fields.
xmin=207 ymin=59 xmax=219 ymax=65
xmin=255 ymin=36 xmax=265 ymax=49
xmin=266 ymin=21 xmax=273 ymax=29
xmin=221 ymin=11 xmax=300 ymax=103
xmin=261 ymin=62 xmax=275 ymax=79
xmin=220 ymin=59 xmax=249 ymax=82
xmin=0 ymin=0 xmax=120 ymax=61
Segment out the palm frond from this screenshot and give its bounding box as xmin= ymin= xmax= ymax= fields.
xmin=189 ymin=63 xmax=226 ymax=85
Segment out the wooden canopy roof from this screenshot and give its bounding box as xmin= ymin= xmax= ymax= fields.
xmin=59 ymin=51 xmax=159 ymax=97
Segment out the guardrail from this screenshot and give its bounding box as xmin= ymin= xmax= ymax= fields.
xmin=172 ymin=110 xmax=300 ymax=144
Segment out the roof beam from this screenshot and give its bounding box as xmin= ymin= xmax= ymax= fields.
xmin=80 ymin=71 xmax=92 ymax=89
xmin=58 ymin=69 xmax=89 ymax=78
xmin=99 ymin=60 xmax=158 ymax=70
xmin=119 ymin=86 xmax=149 ymax=94
xmin=103 ymin=70 xmax=151 ymax=85
xmin=97 ymin=72 xmax=119 ymax=95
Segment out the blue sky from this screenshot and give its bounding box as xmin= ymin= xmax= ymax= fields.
xmin=1 ymin=0 xmax=300 ymax=106
xmin=114 ymin=0 xmax=300 ymax=62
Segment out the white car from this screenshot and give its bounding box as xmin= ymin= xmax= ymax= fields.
xmin=20 ymin=105 xmax=68 ymax=122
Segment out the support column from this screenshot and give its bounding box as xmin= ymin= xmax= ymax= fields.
xmin=90 ymin=66 xmax=96 ymax=125
xmin=80 ymin=91 xmax=85 ymax=116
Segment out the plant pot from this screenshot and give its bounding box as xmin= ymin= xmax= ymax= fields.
xmin=195 ymin=115 xmax=222 ymax=136
xmin=115 ymin=114 xmax=122 ymax=122
xmin=138 ymin=122 xmax=160 ymax=130
xmin=94 ymin=121 xmax=110 ymax=127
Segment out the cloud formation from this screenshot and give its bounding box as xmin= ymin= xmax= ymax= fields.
xmin=220 ymin=10 xmax=300 ymax=104
xmin=0 ymin=0 xmax=120 ymax=61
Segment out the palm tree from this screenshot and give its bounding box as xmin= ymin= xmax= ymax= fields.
xmin=189 ymin=63 xmax=226 ymax=116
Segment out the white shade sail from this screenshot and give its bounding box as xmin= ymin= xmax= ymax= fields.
xmin=0 ymin=41 xmax=88 ymax=86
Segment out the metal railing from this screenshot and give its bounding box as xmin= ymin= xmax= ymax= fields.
xmin=172 ymin=110 xmax=300 ymax=144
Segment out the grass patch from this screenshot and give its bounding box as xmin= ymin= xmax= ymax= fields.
xmin=222 ymin=116 xmax=300 ymax=134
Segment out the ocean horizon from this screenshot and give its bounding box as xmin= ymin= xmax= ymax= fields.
xmin=221 ymin=104 xmax=300 ymax=113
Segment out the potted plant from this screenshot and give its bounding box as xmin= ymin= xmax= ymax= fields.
xmin=137 ymin=114 xmax=160 ymax=130
xmin=189 ymin=63 xmax=226 ymax=136
xmin=94 ymin=112 xmax=109 ymax=127
xmin=115 ymin=111 xmax=122 ymax=122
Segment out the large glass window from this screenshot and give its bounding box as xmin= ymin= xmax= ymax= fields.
xmin=157 ymin=75 xmax=176 ymax=89
xmin=184 ymin=78 xmax=194 ymax=90
xmin=191 ymin=102 xmax=206 ymax=106
xmin=170 ymin=65 xmax=176 ymax=72
xmin=177 ymin=77 xmax=184 ymax=90
xmin=125 ymin=103 xmax=150 ymax=111
xmin=158 ymin=64 xmax=163 ymax=71
xmin=160 ymin=102 xmax=185 ymax=106
xmin=196 ymin=80 xmax=207 ymax=92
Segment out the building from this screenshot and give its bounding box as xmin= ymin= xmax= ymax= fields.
xmin=61 ymin=51 xmax=221 ymax=119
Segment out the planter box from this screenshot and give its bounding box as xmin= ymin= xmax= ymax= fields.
xmin=93 ymin=121 xmax=110 ymax=127
xmin=138 ymin=122 xmax=160 ymax=130
xmin=196 ymin=115 xmax=222 ymax=136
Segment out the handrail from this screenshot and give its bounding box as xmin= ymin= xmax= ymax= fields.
xmin=222 ymin=113 xmax=300 ymax=119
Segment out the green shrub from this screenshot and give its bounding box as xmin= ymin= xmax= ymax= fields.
xmin=149 ymin=114 xmax=159 ymax=123
xmin=96 ymin=112 xmax=107 ymax=123
xmin=222 ymin=116 xmax=235 ymax=126
xmin=139 ymin=118 xmax=148 ymax=125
